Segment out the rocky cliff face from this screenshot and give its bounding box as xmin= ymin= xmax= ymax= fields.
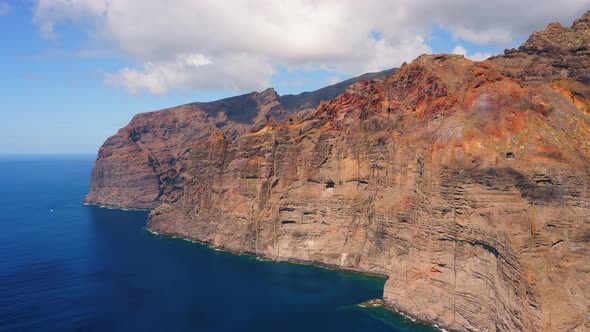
xmin=85 ymin=88 xmax=297 ymax=209
xmin=85 ymin=70 xmax=394 ymax=209
xmin=491 ymin=10 xmax=590 ymax=85
xmin=88 ymin=12 xmax=590 ymax=332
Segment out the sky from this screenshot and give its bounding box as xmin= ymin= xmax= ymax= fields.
xmin=0 ymin=1 xmax=588 ymax=155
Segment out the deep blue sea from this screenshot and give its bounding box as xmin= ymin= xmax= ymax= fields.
xmin=0 ymin=156 xmax=436 ymax=332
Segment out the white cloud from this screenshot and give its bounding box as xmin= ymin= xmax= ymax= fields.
xmin=32 ymin=0 xmax=590 ymax=94
xmin=105 ymin=53 xmax=274 ymax=95
xmin=34 ymin=0 xmax=107 ymax=38
xmin=452 ymin=45 xmax=492 ymax=62
xmin=0 ymin=1 xmax=11 ymax=16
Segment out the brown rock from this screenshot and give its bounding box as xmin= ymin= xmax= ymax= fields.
xmin=85 ymin=88 xmax=286 ymax=209
xmin=85 ymin=70 xmax=395 ymax=209
xmin=88 ymin=11 xmax=590 ymax=332
xmin=491 ymin=10 xmax=590 ymax=84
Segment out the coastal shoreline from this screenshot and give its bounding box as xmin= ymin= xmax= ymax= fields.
xmin=144 ymin=222 xmax=446 ymax=332
xmin=82 ymin=201 xmax=153 ymax=212
xmin=85 ymin=201 xmax=456 ymax=331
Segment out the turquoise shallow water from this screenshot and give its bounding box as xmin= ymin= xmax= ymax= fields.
xmin=0 ymin=156 xmax=436 ymax=331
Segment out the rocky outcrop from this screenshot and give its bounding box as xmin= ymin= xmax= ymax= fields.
xmin=85 ymin=88 xmax=285 ymax=209
xmin=491 ymin=10 xmax=590 ymax=84
xmin=85 ymin=70 xmax=394 ymax=209
xmin=88 ymin=11 xmax=590 ymax=332
xmin=280 ymin=68 xmax=397 ymax=110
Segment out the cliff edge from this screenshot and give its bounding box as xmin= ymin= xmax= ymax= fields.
xmin=85 ymin=70 xmax=394 ymax=209
xmin=87 ymin=11 xmax=590 ymax=332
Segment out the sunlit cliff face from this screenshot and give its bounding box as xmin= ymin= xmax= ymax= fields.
xmin=88 ymin=11 xmax=590 ymax=332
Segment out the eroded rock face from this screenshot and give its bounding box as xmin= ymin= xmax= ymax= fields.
xmin=491 ymin=10 xmax=590 ymax=85
xmin=148 ymin=54 xmax=590 ymax=331
xmin=89 ymin=11 xmax=590 ymax=332
xmin=85 ymin=70 xmax=395 ymax=209
xmin=85 ymin=88 xmax=286 ymax=209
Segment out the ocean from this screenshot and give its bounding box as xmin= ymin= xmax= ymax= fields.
xmin=0 ymin=156 xmax=436 ymax=332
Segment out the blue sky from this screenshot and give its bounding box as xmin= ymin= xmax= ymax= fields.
xmin=0 ymin=1 xmax=588 ymax=155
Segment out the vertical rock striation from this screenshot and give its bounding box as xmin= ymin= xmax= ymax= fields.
xmin=85 ymin=70 xmax=394 ymax=209
xmin=88 ymin=11 xmax=590 ymax=332
xmin=85 ymin=88 xmax=287 ymax=209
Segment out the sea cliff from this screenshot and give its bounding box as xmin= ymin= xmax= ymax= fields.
xmin=87 ymin=11 xmax=590 ymax=332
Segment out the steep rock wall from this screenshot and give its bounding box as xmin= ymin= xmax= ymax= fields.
xmin=85 ymin=69 xmax=396 ymax=209
xmin=89 ymin=11 xmax=590 ymax=332
xmin=148 ymin=53 xmax=590 ymax=331
xmin=85 ymin=88 xmax=284 ymax=209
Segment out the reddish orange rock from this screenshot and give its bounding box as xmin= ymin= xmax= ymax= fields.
xmin=88 ymin=11 xmax=590 ymax=332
